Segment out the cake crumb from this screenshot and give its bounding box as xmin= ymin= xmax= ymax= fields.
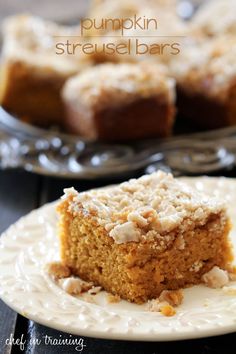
xmin=147 ymin=299 xmax=176 ymax=316
xmin=81 ymin=281 xmax=94 ymax=292
xmin=160 ymin=304 xmax=176 ymax=317
xmin=45 ymin=261 xmax=71 ymax=279
xmin=147 ymin=299 xmax=166 ymax=312
xmin=58 ymin=276 xmax=94 ymax=295
xmin=159 ymin=290 xmax=183 ymax=307
xmin=147 ymin=300 xmax=176 ymax=317
xmin=88 ymin=286 xmax=102 ymax=295
xmin=60 ymin=277 xmax=83 ymax=295
xmin=147 ymin=289 xmax=183 ymax=316
xmin=107 ymin=293 xmax=121 ymax=303
xmin=202 ymin=266 xmax=229 ymax=288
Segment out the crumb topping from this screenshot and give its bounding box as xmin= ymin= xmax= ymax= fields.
xmin=63 ymin=63 xmax=176 ymax=111
xmin=2 ymin=14 xmax=89 ymax=74
xmin=171 ymin=36 xmax=236 ymax=99
xmin=61 ymin=171 xmax=226 ymax=244
xmin=109 ymin=221 xmax=141 ymax=244
xmin=191 ymin=0 xmax=236 ymax=37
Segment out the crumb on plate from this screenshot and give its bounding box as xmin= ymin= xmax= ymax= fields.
xmin=160 ymin=303 xmax=176 ymax=317
xmin=59 ymin=277 xmax=83 ymax=295
xmin=158 ymin=289 xmax=183 ymax=307
xmin=59 ymin=277 xmax=94 ymax=295
xmin=202 ymin=266 xmax=229 ymax=288
xmin=45 ymin=261 xmax=71 ymax=279
xmin=146 ymin=289 xmax=183 ymax=316
xmin=107 ymin=293 xmax=121 ymax=303
xmin=88 ymin=286 xmax=102 ymax=295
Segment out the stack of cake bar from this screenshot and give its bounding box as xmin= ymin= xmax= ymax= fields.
xmin=0 ymin=0 xmax=235 ymax=141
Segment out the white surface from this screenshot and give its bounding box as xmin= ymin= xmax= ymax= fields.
xmin=0 ymin=176 xmax=236 ymax=341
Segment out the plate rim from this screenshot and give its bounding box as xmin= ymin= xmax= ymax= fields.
xmin=1 ymin=177 xmax=236 ymax=341
xmin=1 ymin=106 xmax=236 ymax=179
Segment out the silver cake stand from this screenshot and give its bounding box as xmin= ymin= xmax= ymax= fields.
xmin=1 ymin=107 xmax=236 ymax=179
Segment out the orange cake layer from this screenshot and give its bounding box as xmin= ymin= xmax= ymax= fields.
xmin=57 ymin=171 xmax=233 ymax=304
xmin=0 ymin=15 xmax=90 ymax=127
xmin=62 ymin=63 xmax=176 ymax=141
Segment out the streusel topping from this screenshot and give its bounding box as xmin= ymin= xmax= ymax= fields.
xmin=170 ymin=36 xmax=236 ymax=99
xmin=2 ymin=14 xmax=90 ymax=75
xmin=191 ymin=0 xmax=236 ymax=37
xmin=62 ymin=171 xmax=226 ymax=244
xmin=63 ymin=63 xmax=175 ymax=111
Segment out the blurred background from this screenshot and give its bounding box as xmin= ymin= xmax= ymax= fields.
xmin=0 ymin=0 xmax=234 ymax=179
xmin=0 ymin=0 xmax=205 ymax=23
xmin=0 ymin=0 xmax=89 ymax=23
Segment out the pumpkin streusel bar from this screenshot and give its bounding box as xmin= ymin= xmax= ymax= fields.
xmin=57 ymin=171 xmax=233 ymax=304
xmin=0 ymin=14 xmax=90 ymax=127
xmin=63 ymin=63 xmax=176 ymax=141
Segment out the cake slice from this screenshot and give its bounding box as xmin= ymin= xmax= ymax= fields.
xmin=0 ymin=14 xmax=90 ymax=127
xmin=57 ymin=171 xmax=233 ymax=304
xmin=170 ymin=36 xmax=236 ymax=129
xmin=62 ymin=63 xmax=176 ymax=141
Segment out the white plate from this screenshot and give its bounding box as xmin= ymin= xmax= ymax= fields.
xmin=0 ymin=177 xmax=236 ymax=341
